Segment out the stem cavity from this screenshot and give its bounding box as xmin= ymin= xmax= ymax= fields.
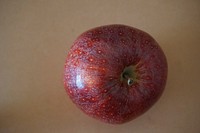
xmin=121 ymin=65 xmax=137 ymax=86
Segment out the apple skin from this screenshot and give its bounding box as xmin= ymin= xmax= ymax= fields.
xmin=64 ymin=24 xmax=167 ymax=124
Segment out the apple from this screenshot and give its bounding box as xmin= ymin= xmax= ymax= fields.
xmin=64 ymin=24 xmax=167 ymax=124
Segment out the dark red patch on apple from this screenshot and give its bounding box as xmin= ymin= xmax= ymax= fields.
xmin=64 ymin=24 xmax=167 ymax=124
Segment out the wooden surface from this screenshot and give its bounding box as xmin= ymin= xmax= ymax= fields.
xmin=0 ymin=0 xmax=200 ymax=133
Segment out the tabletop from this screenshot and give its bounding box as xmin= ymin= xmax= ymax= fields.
xmin=0 ymin=0 xmax=200 ymax=133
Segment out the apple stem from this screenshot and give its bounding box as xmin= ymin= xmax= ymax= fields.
xmin=122 ymin=73 xmax=134 ymax=86
xmin=127 ymin=78 xmax=134 ymax=85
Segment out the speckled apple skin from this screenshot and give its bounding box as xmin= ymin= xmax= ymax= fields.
xmin=64 ymin=24 xmax=167 ymax=124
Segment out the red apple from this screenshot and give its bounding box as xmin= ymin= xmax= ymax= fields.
xmin=64 ymin=24 xmax=167 ymax=124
